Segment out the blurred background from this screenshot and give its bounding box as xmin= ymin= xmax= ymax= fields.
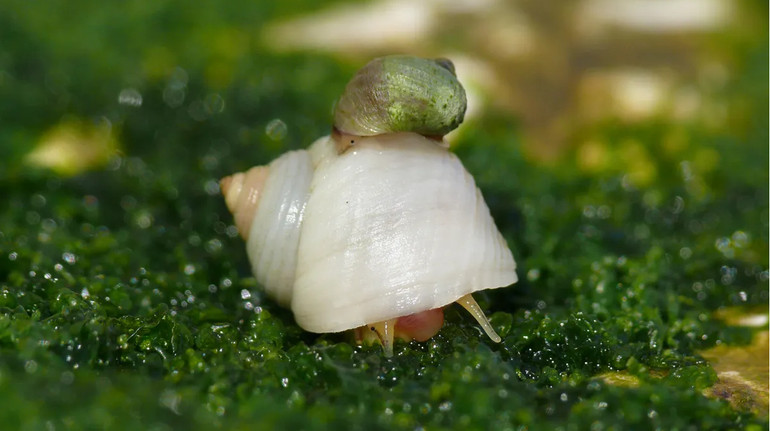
xmin=1 ymin=0 xmax=766 ymax=171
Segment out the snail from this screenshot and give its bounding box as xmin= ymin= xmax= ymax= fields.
xmin=220 ymin=56 xmax=518 ymax=356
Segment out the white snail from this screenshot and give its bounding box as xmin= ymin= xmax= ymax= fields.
xmin=221 ymin=56 xmax=518 ymax=356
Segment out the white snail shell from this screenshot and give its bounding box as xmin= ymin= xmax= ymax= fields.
xmin=221 ymin=56 xmax=517 ymax=354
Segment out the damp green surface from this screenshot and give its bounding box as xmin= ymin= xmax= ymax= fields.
xmin=1 ymin=1 xmax=768 ymax=430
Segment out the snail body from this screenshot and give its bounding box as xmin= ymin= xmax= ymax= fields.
xmin=221 ymin=56 xmax=517 ymax=355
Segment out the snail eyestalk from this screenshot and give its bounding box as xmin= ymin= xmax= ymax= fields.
xmin=456 ymin=294 xmax=502 ymax=343
xmin=370 ymin=319 xmax=397 ymax=357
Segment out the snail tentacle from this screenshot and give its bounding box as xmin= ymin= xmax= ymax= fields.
xmin=456 ymin=294 xmax=502 ymax=343
xmin=370 ymin=319 xmax=397 ymax=358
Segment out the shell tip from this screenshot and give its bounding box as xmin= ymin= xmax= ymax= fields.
xmin=219 ymin=175 xmax=233 ymax=196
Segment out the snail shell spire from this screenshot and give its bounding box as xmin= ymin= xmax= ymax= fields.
xmin=220 ymin=150 xmax=315 ymax=306
xmin=220 ymin=166 xmax=270 ymax=240
xmin=333 ymin=56 xmax=467 ymax=137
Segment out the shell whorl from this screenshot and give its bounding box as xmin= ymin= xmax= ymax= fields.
xmin=221 ymin=149 xmax=316 ymax=307
xmin=220 ymin=166 xmax=270 ymax=240
xmin=333 ymin=56 xmax=467 ymax=137
xmin=292 ymin=133 xmax=517 ymax=333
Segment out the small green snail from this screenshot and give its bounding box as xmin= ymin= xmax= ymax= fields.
xmin=220 ymin=56 xmax=518 ymax=356
xmin=333 ymin=56 xmax=466 ymax=139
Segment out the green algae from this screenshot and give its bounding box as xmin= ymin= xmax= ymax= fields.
xmin=0 ymin=0 xmax=768 ymax=429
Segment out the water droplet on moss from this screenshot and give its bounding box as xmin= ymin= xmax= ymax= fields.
xmin=265 ymin=119 xmax=287 ymax=141
xmin=62 ymin=252 xmax=76 ymax=264
xmin=205 ymin=239 xmax=222 ymax=254
xmin=118 ymin=88 xmax=143 ymax=107
xmin=204 ymin=179 xmax=220 ymax=196
xmin=30 ymin=194 xmax=46 ymax=208
xmin=527 ymin=268 xmax=540 ymax=281
xmin=204 ymin=93 xmax=225 ymax=114
xmin=135 ymin=211 xmax=153 ymax=229
xmin=24 ymin=360 xmax=38 ymax=374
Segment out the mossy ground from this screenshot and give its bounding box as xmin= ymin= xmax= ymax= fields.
xmin=0 ymin=1 xmax=768 ymax=430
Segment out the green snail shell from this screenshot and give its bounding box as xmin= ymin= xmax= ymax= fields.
xmin=333 ymin=56 xmax=467 ymax=137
